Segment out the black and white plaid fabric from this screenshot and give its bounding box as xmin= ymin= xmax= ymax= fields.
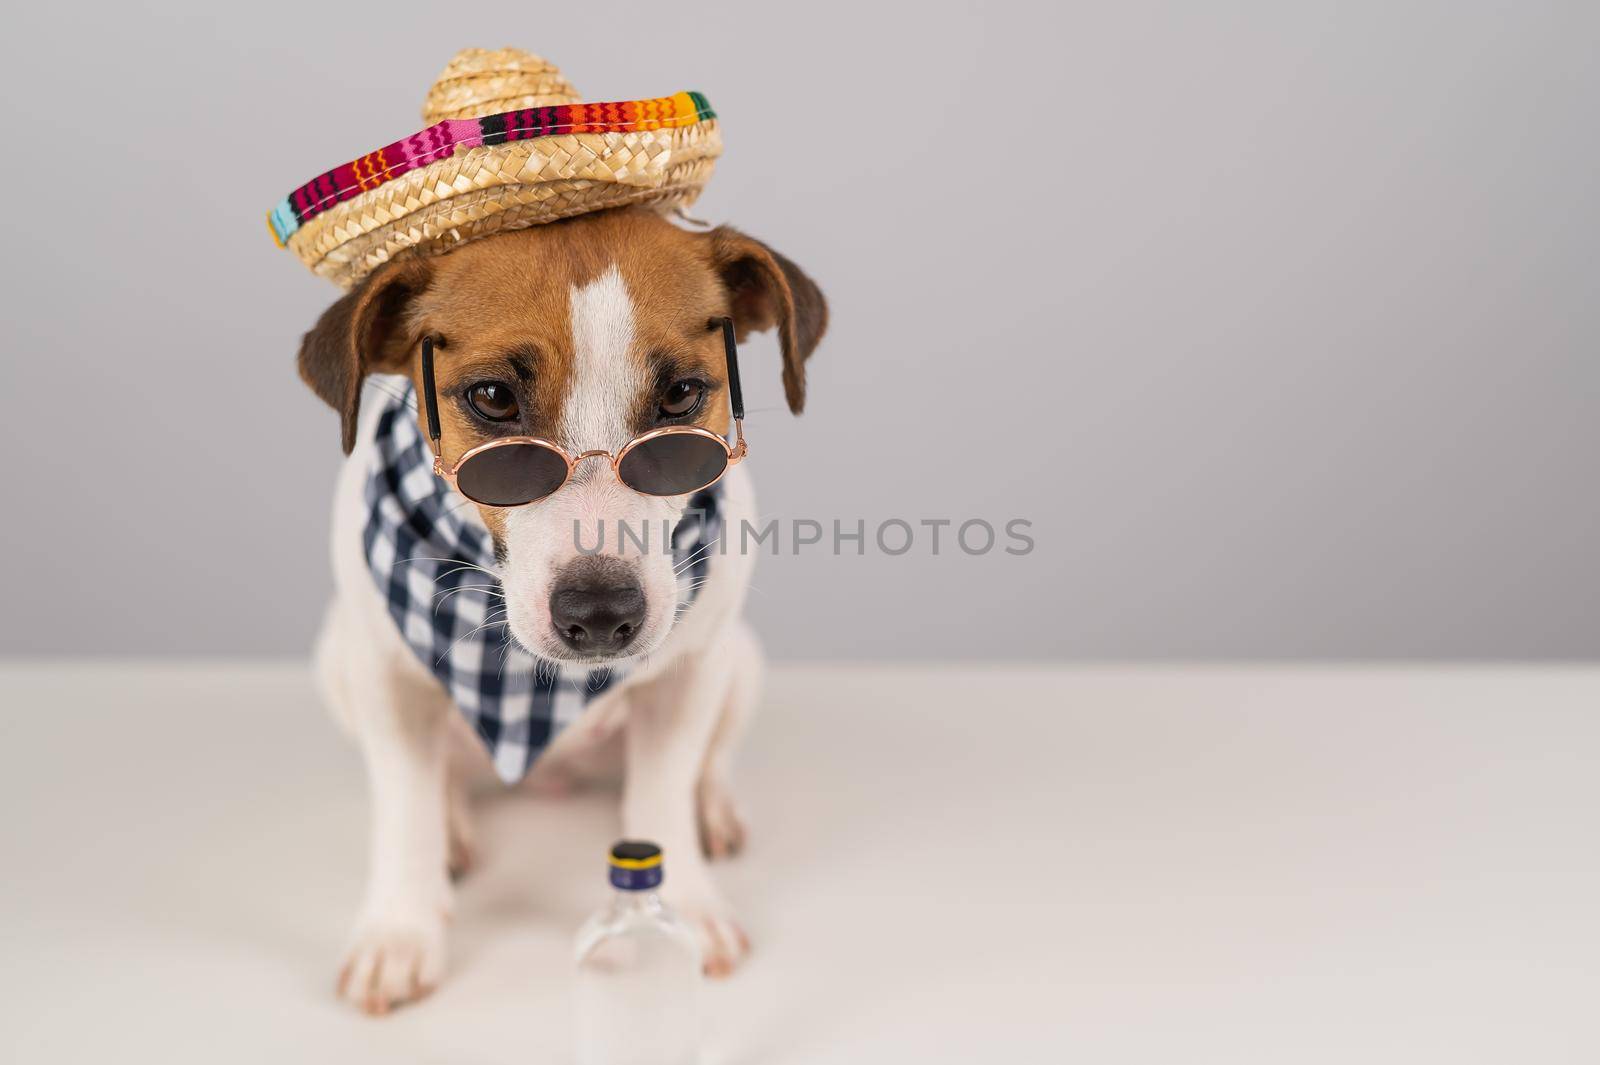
xmin=360 ymin=379 xmax=721 ymax=784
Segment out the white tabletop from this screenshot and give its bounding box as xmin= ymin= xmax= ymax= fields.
xmin=2 ymin=662 xmax=1597 ymax=1063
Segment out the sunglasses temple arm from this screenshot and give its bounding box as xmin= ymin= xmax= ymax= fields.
xmin=420 ymin=335 xmax=444 ymax=460
xmin=718 ymin=317 xmax=748 ymax=459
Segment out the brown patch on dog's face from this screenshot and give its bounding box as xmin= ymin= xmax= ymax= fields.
xmin=393 ymin=209 xmax=739 ymax=545
xmin=297 ymin=205 xmax=828 ymax=662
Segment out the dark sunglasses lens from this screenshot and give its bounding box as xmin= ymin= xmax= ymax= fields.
xmin=618 ymin=432 xmax=729 ymax=496
xmin=455 ymin=443 xmax=568 ymax=506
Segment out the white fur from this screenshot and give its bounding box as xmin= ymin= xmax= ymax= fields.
xmin=563 ymin=264 xmax=644 ymax=454
xmin=499 ymin=267 xmax=693 ymax=663
xmin=314 ymin=272 xmax=762 ymax=1012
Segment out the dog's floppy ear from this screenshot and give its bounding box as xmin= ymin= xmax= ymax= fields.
xmin=707 ymin=227 xmax=828 ymax=414
xmin=298 ymin=258 xmax=433 ymax=453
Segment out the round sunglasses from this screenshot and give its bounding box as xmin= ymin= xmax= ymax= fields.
xmin=421 ymin=317 xmax=748 ymax=508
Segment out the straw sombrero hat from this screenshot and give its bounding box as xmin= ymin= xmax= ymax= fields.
xmin=267 ymin=48 xmax=721 ymax=289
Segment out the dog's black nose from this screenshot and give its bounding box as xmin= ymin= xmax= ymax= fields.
xmin=550 ymin=575 xmax=646 ymax=655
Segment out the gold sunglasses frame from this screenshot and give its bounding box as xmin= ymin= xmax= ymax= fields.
xmin=421 ymin=317 xmax=748 ymax=507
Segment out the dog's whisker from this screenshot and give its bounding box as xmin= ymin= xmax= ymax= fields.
xmin=432 ymin=569 xmax=499 ymax=585
xmin=672 ymin=540 xmax=719 ymax=575
xmin=437 ymin=610 xmax=508 ymax=665
xmin=439 ymin=578 xmax=502 ymax=598
xmin=435 ymin=566 xmax=502 ymax=585
xmin=432 ymin=584 xmax=505 ymax=613
xmin=365 ymin=379 xmax=420 ymax=414
xmin=495 ymin=624 xmax=517 ymax=681
xmin=436 ymin=623 xmax=507 ymax=666
xmin=395 ymin=555 xmax=493 ymax=572
xmin=433 ymin=580 xmax=503 ymax=597
xmin=436 ymin=559 xmax=498 ymax=573
xmin=674 ymin=535 xmax=719 ymax=560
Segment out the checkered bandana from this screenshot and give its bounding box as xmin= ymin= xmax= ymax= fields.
xmin=359 ymin=379 xmax=722 ymax=783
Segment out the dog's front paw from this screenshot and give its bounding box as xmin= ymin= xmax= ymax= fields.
xmin=697 ymin=776 xmax=748 ymax=860
xmin=671 ymin=886 xmax=750 ymax=977
xmin=337 ymin=908 xmax=447 ymax=1015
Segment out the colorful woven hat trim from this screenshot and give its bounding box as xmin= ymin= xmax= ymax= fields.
xmin=267 ymin=91 xmax=716 ymax=248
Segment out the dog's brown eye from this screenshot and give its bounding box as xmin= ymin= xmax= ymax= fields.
xmin=659 ymin=379 xmax=705 ymax=419
xmin=466 ymin=382 xmax=519 ymax=422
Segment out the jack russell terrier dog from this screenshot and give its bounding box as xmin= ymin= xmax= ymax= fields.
xmin=298 ymin=206 xmax=826 ymax=1013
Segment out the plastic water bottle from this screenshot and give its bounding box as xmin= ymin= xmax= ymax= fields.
xmin=575 ymin=841 xmax=702 ymax=1065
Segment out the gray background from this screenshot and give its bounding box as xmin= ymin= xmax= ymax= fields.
xmin=1 ymin=1 xmax=1595 ymax=660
